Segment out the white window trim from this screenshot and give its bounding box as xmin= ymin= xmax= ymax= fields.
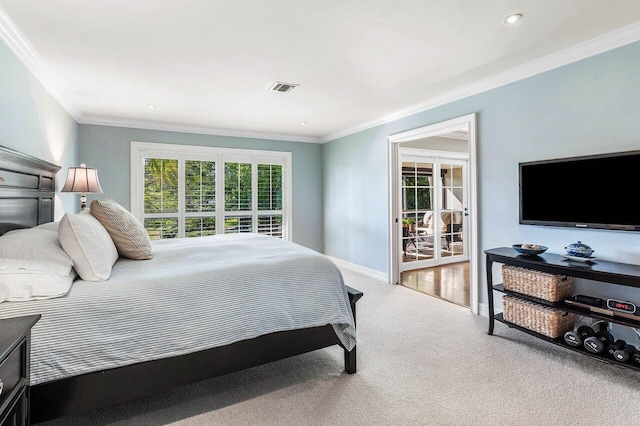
xmin=130 ymin=141 xmax=293 ymax=240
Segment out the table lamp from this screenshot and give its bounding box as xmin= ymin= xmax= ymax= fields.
xmin=61 ymin=164 xmax=103 ymax=210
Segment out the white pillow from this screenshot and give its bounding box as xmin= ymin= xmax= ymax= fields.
xmin=58 ymin=211 xmax=119 ymax=281
xmin=0 ymin=258 xmax=76 ymax=303
xmin=0 ymin=228 xmax=74 ymax=268
xmin=33 ymin=221 xmax=60 ymax=232
xmin=0 ymin=257 xmax=72 ymax=275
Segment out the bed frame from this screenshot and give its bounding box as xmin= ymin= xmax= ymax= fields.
xmin=0 ymin=145 xmax=363 ymax=424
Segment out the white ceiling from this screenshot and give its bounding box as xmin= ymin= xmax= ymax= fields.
xmin=2 ymin=0 xmax=640 ymax=142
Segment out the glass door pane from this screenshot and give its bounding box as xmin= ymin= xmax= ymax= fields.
xmin=438 ymin=161 xmax=466 ymax=261
xmin=401 ymin=160 xmax=435 ymax=270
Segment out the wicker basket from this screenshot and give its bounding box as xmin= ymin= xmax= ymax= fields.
xmin=502 ymin=265 xmax=573 ymax=302
xmin=502 ymin=295 xmax=575 ymax=338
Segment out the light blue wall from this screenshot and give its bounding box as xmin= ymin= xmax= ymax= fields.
xmin=323 ymin=41 xmax=640 ymax=303
xmin=0 ymin=41 xmax=78 ymax=218
xmin=78 ymin=125 xmax=324 ymax=252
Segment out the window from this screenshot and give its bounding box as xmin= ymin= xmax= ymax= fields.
xmin=257 ymin=164 xmax=283 ymax=238
xmin=131 ymin=142 xmax=292 ymax=240
xmin=143 ymin=158 xmax=179 ymax=239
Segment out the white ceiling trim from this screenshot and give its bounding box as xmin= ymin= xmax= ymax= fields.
xmin=3 ymin=2 xmax=640 ymax=146
xmin=0 ymin=5 xmax=81 ymax=120
xmin=319 ymin=20 xmax=640 ymax=143
xmin=79 ymin=116 xmax=321 ymax=144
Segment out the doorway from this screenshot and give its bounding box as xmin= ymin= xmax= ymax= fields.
xmin=400 ymin=152 xmax=469 ymax=272
xmin=388 ymin=114 xmax=478 ymax=313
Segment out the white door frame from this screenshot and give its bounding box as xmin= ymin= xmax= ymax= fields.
xmin=387 ymin=113 xmax=479 ymax=314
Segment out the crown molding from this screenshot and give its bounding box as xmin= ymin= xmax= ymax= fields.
xmin=0 ymin=5 xmax=81 ymax=120
xmin=4 ymin=1 xmax=640 ymax=145
xmin=320 ymin=21 xmax=640 ymax=143
xmin=79 ymin=115 xmax=322 ymax=144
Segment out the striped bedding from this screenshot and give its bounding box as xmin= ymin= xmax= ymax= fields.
xmin=0 ymin=233 xmax=356 ymax=385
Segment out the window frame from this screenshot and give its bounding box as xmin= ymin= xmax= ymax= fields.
xmin=131 ymin=141 xmax=293 ymax=240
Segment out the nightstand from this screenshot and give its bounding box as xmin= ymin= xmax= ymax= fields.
xmin=0 ymin=315 xmax=40 ymax=426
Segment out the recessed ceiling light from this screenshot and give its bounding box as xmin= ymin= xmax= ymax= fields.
xmin=147 ymin=104 xmax=156 ymax=109
xmin=300 ymin=121 xmax=307 ymax=125
xmin=504 ymin=13 xmax=523 ymax=24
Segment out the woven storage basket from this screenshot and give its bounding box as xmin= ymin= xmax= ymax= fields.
xmin=502 ymin=265 xmax=573 ymax=302
xmin=502 ymin=295 xmax=575 ymax=338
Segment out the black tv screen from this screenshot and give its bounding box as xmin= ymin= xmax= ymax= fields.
xmin=519 ymin=151 xmax=640 ymax=231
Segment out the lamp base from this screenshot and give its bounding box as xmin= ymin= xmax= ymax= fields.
xmin=80 ymin=194 xmax=87 ymax=210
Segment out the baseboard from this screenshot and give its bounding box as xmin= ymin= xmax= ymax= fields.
xmin=478 ymin=303 xmax=489 ymax=318
xmin=324 ymin=255 xmax=388 ymax=283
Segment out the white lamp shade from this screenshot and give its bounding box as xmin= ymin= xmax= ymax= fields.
xmin=61 ymin=164 xmax=103 ymax=194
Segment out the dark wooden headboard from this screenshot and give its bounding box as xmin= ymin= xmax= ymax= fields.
xmin=0 ymin=145 xmax=61 ymax=234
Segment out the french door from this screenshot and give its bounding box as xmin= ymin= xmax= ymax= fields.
xmin=400 ymin=151 xmax=469 ymax=272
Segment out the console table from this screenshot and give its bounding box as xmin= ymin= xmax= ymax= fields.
xmin=486 ymin=247 xmax=640 ymax=370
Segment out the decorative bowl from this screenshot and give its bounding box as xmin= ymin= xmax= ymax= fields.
xmin=565 ymin=241 xmax=594 ymax=258
xmin=512 ymin=244 xmax=548 ymax=256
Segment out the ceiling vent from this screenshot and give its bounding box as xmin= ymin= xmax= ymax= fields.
xmin=270 ymin=82 xmax=300 ymax=93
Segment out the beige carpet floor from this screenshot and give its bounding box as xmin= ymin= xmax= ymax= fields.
xmin=41 ymin=268 xmax=640 ymax=426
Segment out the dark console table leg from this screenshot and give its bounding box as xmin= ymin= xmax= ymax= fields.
xmin=486 ymin=255 xmax=495 ymax=335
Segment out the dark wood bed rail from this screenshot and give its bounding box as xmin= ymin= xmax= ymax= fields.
xmin=30 ymin=286 xmax=363 ymax=424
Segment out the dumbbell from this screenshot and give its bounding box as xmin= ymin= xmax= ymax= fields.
xmin=606 ymin=340 xmax=627 ymax=358
xmin=613 ymin=344 xmax=637 ymax=363
xmin=583 ymin=329 xmax=614 ymax=354
xmin=564 ymin=325 xmax=595 ymax=347
xmin=631 ymin=351 xmax=640 ymax=367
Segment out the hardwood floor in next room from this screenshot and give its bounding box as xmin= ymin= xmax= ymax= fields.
xmin=401 ymin=262 xmax=470 ymax=308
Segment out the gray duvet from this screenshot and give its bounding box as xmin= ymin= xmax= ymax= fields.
xmin=0 ymin=234 xmax=356 ymax=385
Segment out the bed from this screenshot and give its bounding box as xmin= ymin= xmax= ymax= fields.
xmin=0 ymin=145 xmax=362 ymax=424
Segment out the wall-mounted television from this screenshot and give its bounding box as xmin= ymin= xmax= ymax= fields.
xmin=519 ymin=150 xmax=640 ymax=232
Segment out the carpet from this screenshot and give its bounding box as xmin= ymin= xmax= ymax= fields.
xmin=41 ymin=267 xmax=640 ymax=425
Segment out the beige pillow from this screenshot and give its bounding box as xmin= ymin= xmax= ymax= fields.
xmin=90 ymin=199 xmax=153 ymax=260
xmin=58 ymin=210 xmax=119 ymax=281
